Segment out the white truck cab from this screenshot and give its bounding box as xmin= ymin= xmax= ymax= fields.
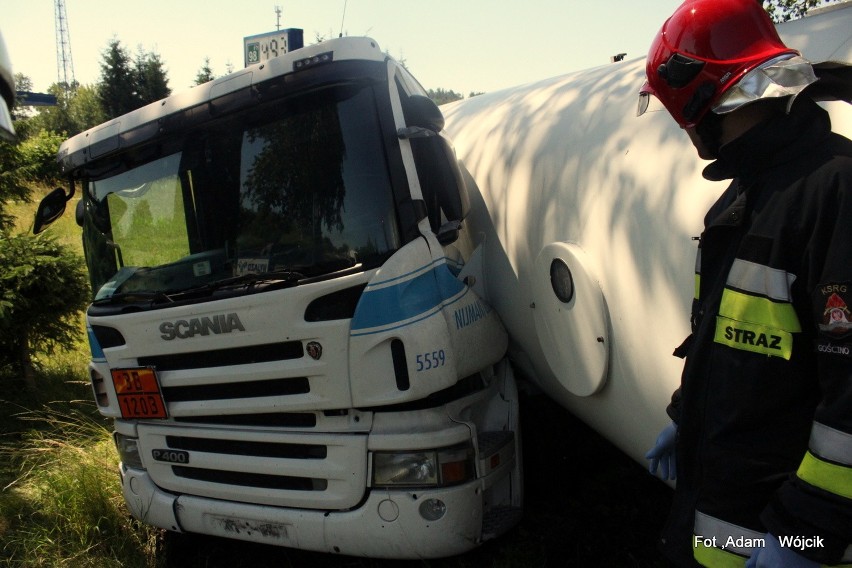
xmin=36 ymin=37 xmax=521 ymax=559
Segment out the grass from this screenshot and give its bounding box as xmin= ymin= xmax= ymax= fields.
xmin=0 ymin=350 xmax=161 ymax=568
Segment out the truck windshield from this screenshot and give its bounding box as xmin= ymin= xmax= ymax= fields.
xmin=82 ymin=84 xmax=401 ymax=301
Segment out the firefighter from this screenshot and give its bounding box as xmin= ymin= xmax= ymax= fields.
xmin=0 ymin=29 xmax=15 ymax=141
xmin=639 ymin=0 xmax=852 ymax=566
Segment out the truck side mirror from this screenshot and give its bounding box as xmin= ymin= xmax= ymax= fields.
xmin=33 ymin=187 xmax=72 ymax=234
xmin=405 ymin=95 xmax=444 ymax=133
xmin=399 ymin=94 xmax=469 ymax=244
xmin=409 ymin=135 xmax=470 ymax=245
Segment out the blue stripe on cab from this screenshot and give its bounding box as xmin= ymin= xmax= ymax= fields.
xmin=351 ymin=261 xmax=466 ymax=332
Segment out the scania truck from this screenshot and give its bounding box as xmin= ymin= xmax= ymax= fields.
xmin=37 ymin=3 xmax=850 ymax=562
xmin=34 ymin=37 xmax=522 ymax=559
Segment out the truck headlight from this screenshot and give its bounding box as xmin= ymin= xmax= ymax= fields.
xmin=372 ymin=444 xmax=474 ymax=488
xmin=114 ymin=433 xmax=144 ymax=470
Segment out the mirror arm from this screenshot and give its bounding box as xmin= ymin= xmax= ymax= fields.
xmin=397 ymin=126 xmax=438 ymax=140
xmin=437 ymin=220 xmax=462 ymax=246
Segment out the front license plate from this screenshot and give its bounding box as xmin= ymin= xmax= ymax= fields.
xmin=111 ymin=367 xmax=168 ymax=419
xmin=208 ymin=515 xmax=290 ymax=543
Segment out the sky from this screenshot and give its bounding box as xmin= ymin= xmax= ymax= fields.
xmin=4 ymin=0 xmax=687 ymax=97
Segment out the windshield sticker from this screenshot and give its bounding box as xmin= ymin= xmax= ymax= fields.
xmin=236 ymin=258 xmax=269 ymax=276
xmin=193 ymin=261 xmax=212 ymax=277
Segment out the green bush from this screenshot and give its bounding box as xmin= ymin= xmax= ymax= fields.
xmin=16 ymin=130 xmax=64 ymax=185
xmin=0 ymin=141 xmax=29 ymax=232
xmin=0 ymin=130 xmax=64 ymax=232
xmin=0 ymin=232 xmax=89 ymax=388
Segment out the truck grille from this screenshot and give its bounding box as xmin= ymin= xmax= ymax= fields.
xmin=167 ymin=435 xmax=327 ymax=459
xmin=162 ymin=377 xmax=309 ymax=401
xmin=139 ymin=425 xmax=368 ymax=510
xmin=173 ymin=413 xmax=317 ymax=428
xmin=138 ymin=341 xmax=303 ymax=370
xmin=172 ymin=466 xmax=327 ymax=492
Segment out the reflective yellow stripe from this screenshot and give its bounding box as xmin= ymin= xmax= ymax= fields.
xmin=797 ymin=451 xmax=852 ymax=499
xmin=714 ymin=315 xmax=794 ymax=359
xmin=694 ymin=542 xmax=747 ymax=567
xmin=695 ymin=273 xmax=701 ymax=300
xmin=719 ymin=288 xmax=801 ymax=332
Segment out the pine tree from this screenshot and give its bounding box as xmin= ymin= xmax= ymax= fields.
xmin=98 ymin=39 xmax=140 ymax=119
xmin=195 ymin=57 xmax=216 ymax=86
xmin=135 ymin=50 xmax=171 ymax=104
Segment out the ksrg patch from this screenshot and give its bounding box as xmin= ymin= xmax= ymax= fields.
xmin=817 ymin=282 xmax=852 ymax=337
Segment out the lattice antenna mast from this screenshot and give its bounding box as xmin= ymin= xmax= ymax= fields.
xmin=54 ymin=0 xmax=76 ymax=95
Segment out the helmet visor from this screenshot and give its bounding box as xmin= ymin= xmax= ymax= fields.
xmin=637 ymin=82 xmax=668 ymax=118
xmin=712 ymin=54 xmax=817 ymax=114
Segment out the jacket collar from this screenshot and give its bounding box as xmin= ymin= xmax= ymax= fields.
xmin=702 ymin=97 xmax=832 ymax=183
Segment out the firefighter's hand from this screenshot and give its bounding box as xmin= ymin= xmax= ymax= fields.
xmin=745 ymin=534 xmax=819 ymax=568
xmin=644 ymin=422 xmax=677 ymax=480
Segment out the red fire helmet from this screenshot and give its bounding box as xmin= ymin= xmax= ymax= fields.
xmin=640 ymin=0 xmax=798 ymax=128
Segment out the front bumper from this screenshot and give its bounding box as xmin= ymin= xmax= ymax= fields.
xmin=120 ymin=465 xmax=491 ymax=559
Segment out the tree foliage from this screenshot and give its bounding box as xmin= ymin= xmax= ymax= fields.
xmin=66 ymin=84 xmax=109 ymax=133
xmin=134 ymin=49 xmax=171 ymax=104
xmin=427 ymin=88 xmax=464 ymax=106
xmin=763 ymin=0 xmax=828 ymax=22
xmin=13 ymin=82 xmax=105 ymax=141
xmin=15 ymin=130 xmax=65 ymax=185
xmin=195 ymin=57 xmax=216 ymax=85
xmin=0 ymin=37 xmax=175 ymax=388
xmin=98 ymin=39 xmax=171 ymax=120
xmin=0 ymin=233 xmax=89 ymax=387
xmin=98 ymin=39 xmax=139 ymax=119
xmin=0 ymin=141 xmax=29 ymax=232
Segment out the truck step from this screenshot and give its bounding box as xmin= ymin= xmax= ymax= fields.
xmin=482 ymin=505 xmax=523 ymax=541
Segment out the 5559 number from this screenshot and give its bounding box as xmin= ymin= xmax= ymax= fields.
xmin=416 ymin=349 xmax=446 ymax=372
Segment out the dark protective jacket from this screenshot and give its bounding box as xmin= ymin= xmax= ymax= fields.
xmin=660 ymin=97 xmax=852 ymax=567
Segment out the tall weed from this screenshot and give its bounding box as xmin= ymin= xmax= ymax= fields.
xmin=1 ymin=403 xmax=160 ymax=567
xmin=0 ymin=347 xmax=160 ymax=568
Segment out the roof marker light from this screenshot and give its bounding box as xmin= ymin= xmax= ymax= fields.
xmin=294 ymin=51 xmax=334 ymax=71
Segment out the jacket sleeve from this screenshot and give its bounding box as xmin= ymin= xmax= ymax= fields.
xmin=666 ymin=387 xmax=682 ymax=425
xmin=762 ymin=149 xmax=852 ymax=565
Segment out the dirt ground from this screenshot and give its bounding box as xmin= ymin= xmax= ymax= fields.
xmin=159 ymin=391 xmax=674 ymax=567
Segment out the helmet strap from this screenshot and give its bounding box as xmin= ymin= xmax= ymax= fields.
xmin=694 ymin=111 xmax=724 ymax=158
xmin=683 ymin=82 xmax=718 ymax=125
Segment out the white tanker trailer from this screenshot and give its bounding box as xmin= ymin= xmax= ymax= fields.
xmin=441 ymin=3 xmax=852 ymax=469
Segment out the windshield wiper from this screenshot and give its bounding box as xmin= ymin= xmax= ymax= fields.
xmin=92 ymin=291 xmax=173 ymax=306
xmin=171 ymin=269 xmax=306 ymax=298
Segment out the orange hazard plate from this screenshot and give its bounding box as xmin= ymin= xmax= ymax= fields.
xmin=111 ymin=367 xmax=168 ymax=419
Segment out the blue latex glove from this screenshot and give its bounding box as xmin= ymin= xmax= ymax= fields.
xmin=645 ymin=421 xmax=677 ymax=480
xmin=745 ymin=534 xmax=819 ymax=568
